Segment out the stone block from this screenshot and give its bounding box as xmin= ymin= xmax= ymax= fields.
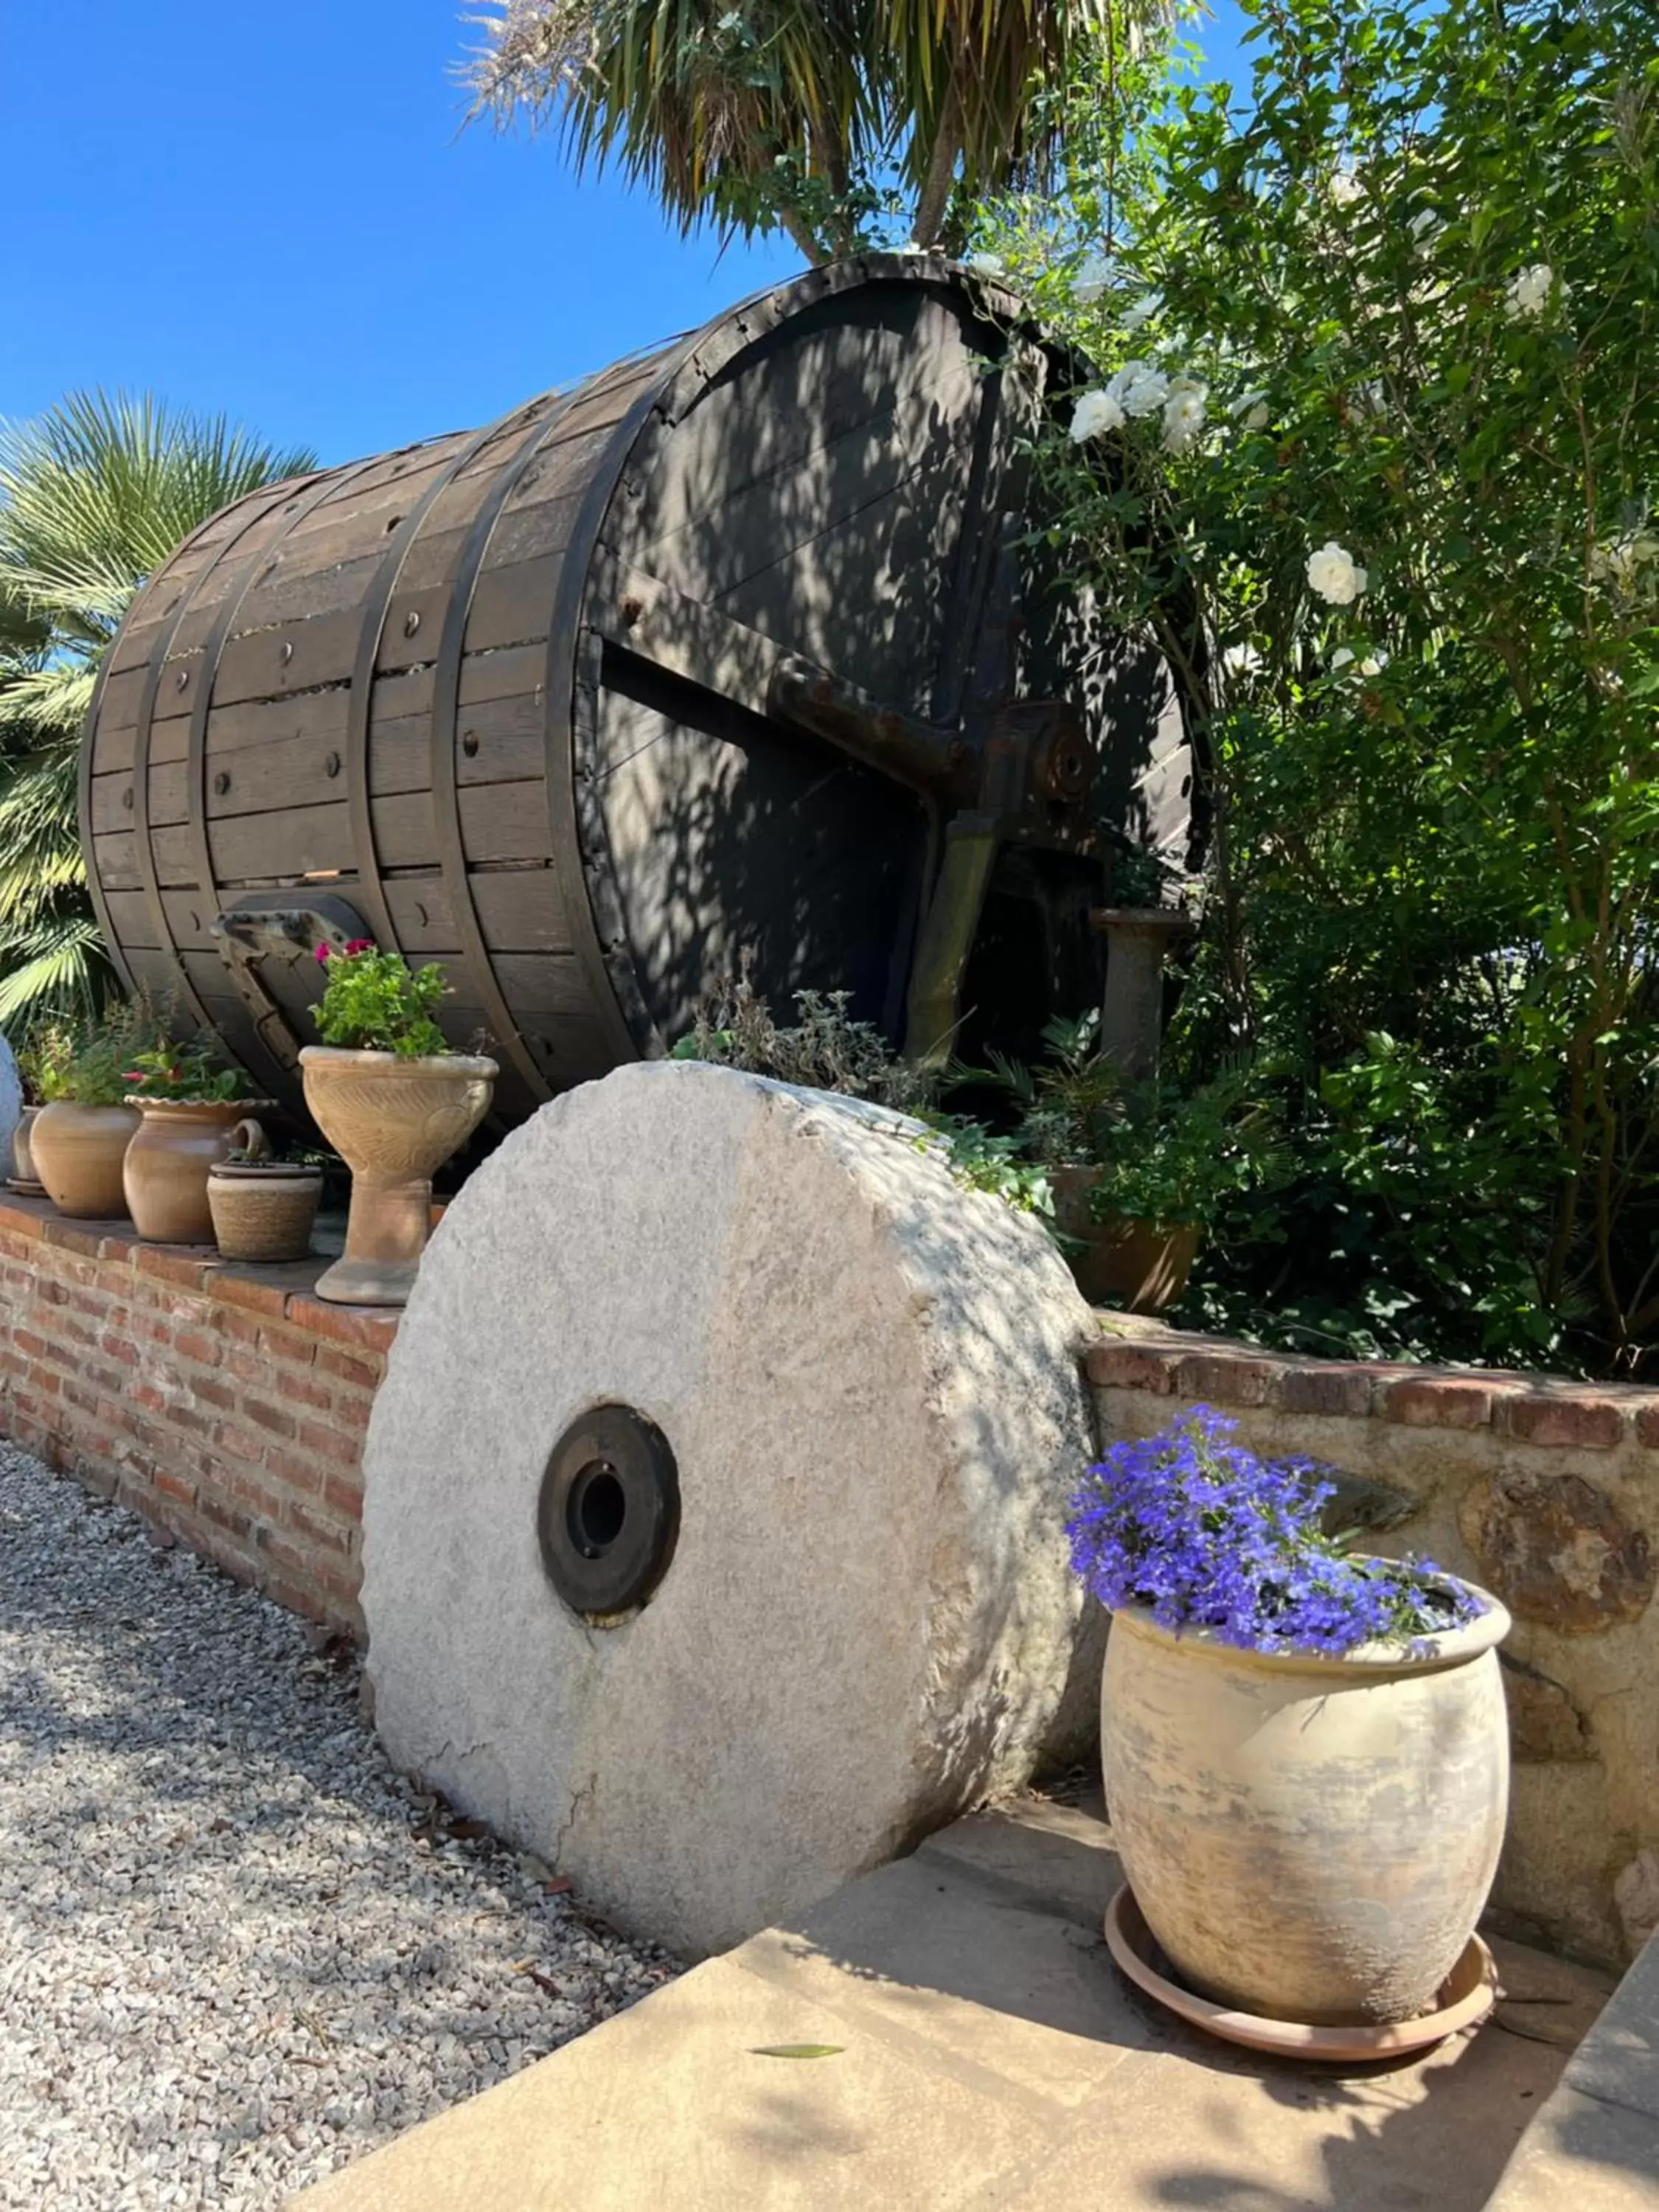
xmin=1464 ymin=1471 xmax=1655 ymax=1632
xmin=361 ymin=1063 xmax=1099 ymax=1958
xmin=1566 ymin=1935 xmax=1659 ymax=2120
xmin=1500 ymin=1652 xmax=1596 ymax=1762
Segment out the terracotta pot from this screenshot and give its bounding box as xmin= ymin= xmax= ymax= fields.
xmin=208 ymin=1141 xmax=324 ymax=1263
xmin=10 ymin=1105 xmax=44 ymax=1192
xmin=1050 ymin=1165 xmax=1200 ymax=1312
xmin=30 ymin=1102 xmax=141 ymax=1218
xmin=124 ymin=1099 xmax=264 ymax=1244
xmin=1102 ymin=1582 xmax=1511 ymax=2025
xmin=299 ymin=1046 xmax=496 ymax=1305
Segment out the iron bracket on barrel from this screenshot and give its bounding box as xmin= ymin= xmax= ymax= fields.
xmin=209 ymin=892 xmax=375 ymax=1072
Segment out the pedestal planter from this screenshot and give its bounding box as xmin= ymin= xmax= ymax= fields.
xmin=123 ymin=1100 xmax=265 ymax=1245
xmin=1050 ymin=1166 xmax=1199 ymax=1312
xmin=10 ymin=1106 xmax=45 ymax=1195
xmin=1102 ymin=1587 xmax=1511 ymax=2025
xmin=31 ymin=1102 xmax=141 ymax=1219
xmin=299 ymin=1046 xmax=496 ymax=1305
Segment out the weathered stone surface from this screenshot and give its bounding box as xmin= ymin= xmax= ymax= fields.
xmin=361 ymin=1062 xmax=1098 ymax=1958
xmin=1500 ymin=1652 xmax=1596 ymax=1763
xmin=1615 ymin=1854 xmax=1659 ymax=1955
xmin=1465 ymin=1470 xmax=1655 ymax=1632
xmin=1317 ymin=1468 xmax=1419 ymax=1538
xmin=0 ymin=1035 xmax=20 ymax=1175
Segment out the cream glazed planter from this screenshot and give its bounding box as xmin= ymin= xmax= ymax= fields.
xmin=299 ymin=1046 xmax=496 ymax=1306
xmin=1102 ymin=1582 xmax=1511 ymax=2026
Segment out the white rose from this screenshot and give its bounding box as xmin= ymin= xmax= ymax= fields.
xmin=1590 ymin=532 xmax=1659 ymax=586
xmin=1107 ymin=360 xmax=1170 ymax=417
xmin=1307 ymin=540 xmax=1369 ymax=605
xmin=1504 ymin=262 xmax=1556 ymax=319
xmin=1162 ymin=378 xmax=1208 ymax=454
xmin=1408 ymin=207 xmax=1441 ymax=247
xmin=1121 ymin=291 xmax=1164 ymax=330
xmin=1329 ymin=167 xmax=1363 ymax=207
xmin=1231 ymin=388 xmax=1270 ymax=431
xmin=1221 ymin=642 xmax=1261 ymax=679
xmin=1073 ymin=256 xmax=1112 ymax=304
xmin=1069 ymin=388 xmax=1127 ymax=442
xmin=1330 ymin=647 xmax=1356 ymax=670
xmin=968 ymin=251 xmax=1005 ymax=276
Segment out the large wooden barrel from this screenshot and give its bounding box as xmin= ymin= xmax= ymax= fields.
xmin=82 ymin=257 xmax=1201 ymax=1134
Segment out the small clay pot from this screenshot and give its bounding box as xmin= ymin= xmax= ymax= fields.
xmin=30 ymin=1102 xmax=141 ymax=1218
xmin=10 ymin=1105 xmax=45 ymax=1193
xmin=299 ymin=1046 xmax=495 ymax=1304
xmin=208 ymin=1158 xmax=324 ymax=1264
xmin=1050 ymin=1164 xmax=1200 ymax=1312
xmin=123 ymin=1099 xmax=264 ymax=1244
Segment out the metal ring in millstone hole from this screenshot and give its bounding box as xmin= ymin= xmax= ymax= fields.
xmin=537 ymin=1405 xmax=680 ymax=1624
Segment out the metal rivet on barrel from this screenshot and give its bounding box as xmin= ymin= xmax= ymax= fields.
xmin=324 ymin=751 xmax=341 ymax=778
xmin=121 ymin=787 xmax=133 ymax=810
xmin=279 ymin=641 xmax=293 ymax=664
xmin=462 ymin=730 xmax=479 ymax=758
xmin=404 ymin=611 xmax=421 ymax=637
xmin=414 ymin=902 xmax=428 ymax=928
xmin=175 ymin=668 xmax=189 ymax=690
xmin=213 ymin=771 xmax=231 ymax=797
xmin=537 ymin=1405 xmax=681 ymax=1624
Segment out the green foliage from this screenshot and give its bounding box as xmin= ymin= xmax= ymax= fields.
xmin=462 ymin=0 xmax=1147 ymax=260
xmin=975 ymin=0 xmax=1659 ymax=1372
xmin=0 ymin=392 xmax=316 ymax=1035
xmin=122 ymin=1039 xmax=248 ymax=1105
xmin=38 ymin=997 xmax=167 ymax=1108
xmin=922 ymin=1114 xmax=1057 ymax=1216
xmin=312 ymin=944 xmax=451 ymax=1057
xmin=669 ymin=964 xmax=934 ymax=1110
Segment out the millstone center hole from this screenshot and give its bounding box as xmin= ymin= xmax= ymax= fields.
xmin=567 ymin=1462 xmax=626 ymax=1559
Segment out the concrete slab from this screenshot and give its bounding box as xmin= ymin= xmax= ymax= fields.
xmin=289 ymin=1796 xmax=1615 ymax=2212
xmin=1483 ymin=2084 xmax=1659 ymax=2211
xmin=1565 ymin=1935 xmax=1659 ymax=2121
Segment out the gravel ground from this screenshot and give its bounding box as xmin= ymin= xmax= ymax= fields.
xmin=0 ymin=1444 xmax=681 ymax=2210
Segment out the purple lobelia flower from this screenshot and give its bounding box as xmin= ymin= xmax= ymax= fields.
xmin=1066 ymin=1406 xmax=1480 ymax=1655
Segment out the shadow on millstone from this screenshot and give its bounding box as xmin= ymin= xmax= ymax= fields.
xmin=359 ymin=1061 xmax=1099 ymax=1959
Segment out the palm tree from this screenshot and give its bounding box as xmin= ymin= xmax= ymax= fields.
xmin=0 ymin=391 xmax=316 ymax=1032
xmin=462 ymin=0 xmax=1133 ymax=263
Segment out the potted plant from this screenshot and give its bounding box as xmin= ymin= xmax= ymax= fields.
xmin=206 ymin=1120 xmax=324 ymax=1264
xmin=29 ymin=999 xmax=163 ymax=1220
xmin=10 ymin=1029 xmax=69 ymax=1194
xmin=122 ymin=1038 xmax=270 ymax=1244
xmin=973 ymin=1015 xmax=1267 ymax=1312
xmin=299 ymin=939 xmax=496 ymax=1305
xmin=1072 ymin=1406 xmax=1509 ymax=2027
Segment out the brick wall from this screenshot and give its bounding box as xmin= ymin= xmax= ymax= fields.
xmin=1088 ymin=1318 xmax=1659 ymax=1971
xmin=0 ymin=1193 xmax=393 ymax=1638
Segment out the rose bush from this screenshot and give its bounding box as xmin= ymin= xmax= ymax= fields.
xmin=977 ymin=0 xmax=1658 ymax=1371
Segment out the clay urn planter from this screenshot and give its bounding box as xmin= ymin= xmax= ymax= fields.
xmin=299 ymin=1046 xmax=495 ymax=1304
xmin=1102 ymin=1586 xmax=1512 ymax=2026
xmin=32 ymin=1102 xmax=141 ymax=1219
xmin=1049 ymin=1164 xmax=1199 ymax=1312
xmin=10 ymin=1105 xmax=45 ymax=1194
xmin=123 ymin=1098 xmax=269 ymax=1245
xmin=206 ymin=1119 xmax=323 ymax=1264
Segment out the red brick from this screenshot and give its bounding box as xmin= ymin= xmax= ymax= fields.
xmin=224 ymin=1346 xmax=271 ymax=1386
xmin=26 ymin=1366 xmax=62 ymax=1399
xmin=294 ymin=1417 xmax=363 ymax=1470
xmin=186 ymin=1374 xmax=237 ymax=1413
xmin=0 ymin=1203 xmax=43 ymax=1241
xmin=208 ymin=1272 xmax=290 ymax=1321
xmin=316 ymin=1345 xmax=381 ymax=1391
xmin=98 ymin=1332 xmax=140 ymax=1370
xmin=1497 ymin=1393 xmax=1627 ymax=1449
xmin=134 ymin=1247 xmax=214 ymax=1291
xmin=1084 ymin=1340 xmax=1179 ymax=1393
xmin=1273 ymin=1363 xmax=1377 ymax=1416
xmin=285 ymin=1295 xmax=399 ymax=1354
xmin=328 ymin=1391 xmax=374 ymax=1436
xmin=96 ymin=1231 xmax=137 ymax=1265
xmin=1633 ymin=1402 xmax=1659 ymax=1449
xmin=171 ymin=1328 xmax=220 ymax=1368
xmin=255 ymin=1324 xmax=317 ymax=1369
xmin=212 ymin=1416 xmax=269 ymax=1469
xmin=322 ymin=1472 xmax=364 ymax=1520
xmin=39 ymin=1218 xmax=105 ymax=1259
xmin=154 ymin=1470 xmax=198 ymax=1509
xmin=216 ymin=1307 xmax=263 ymax=1346
xmin=1172 ymin=1352 xmax=1279 ymax=1408
xmin=260 ymin=1446 xmax=327 ymax=1498
xmin=282 ymin=1495 xmax=355 ymax=1557
xmin=37 ymin=1279 xmax=69 ymax=1307
xmin=240 ymin=1397 xmax=296 ymax=1440
xmin=68 ymin=1285 xmax=112 ymax=1319
xmin=195 ymin=1492 xmax=255 ymax=1543
xmin=11 ymin=1327 xmax=49 ymax=1363
xmin=1380 ymin=1377 xmax=1497 ymax=1430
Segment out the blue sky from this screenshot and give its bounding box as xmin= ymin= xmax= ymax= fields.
xmin=5 ymin=1 xmax=1248 ymax=468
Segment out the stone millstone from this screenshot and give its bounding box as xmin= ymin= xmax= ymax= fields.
xmin=0 ymin=1034 xmax=20 ymax=1177
xmin=361 ymin=1062 xmax=1099 ymax=1958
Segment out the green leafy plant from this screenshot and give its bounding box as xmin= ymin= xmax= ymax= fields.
xmin=669 ymin=963 xmax=935 ymax=1113
xmin=973 ymin=0 xmax=1659 ymax=1371
xmin=122 ymin=1040 xmax=248 ymax=1105
xmin=312 ymin=940 xmax=451 ymax=1057
xmin=39 ymin=998 xmax=167 ymax=1108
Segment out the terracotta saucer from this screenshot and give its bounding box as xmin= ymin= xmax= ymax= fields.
xmin=6 ymin=1178 xmax=45 ymax=1197
xmin=1103 ymin=1885 xmax=1497 ymax=2060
